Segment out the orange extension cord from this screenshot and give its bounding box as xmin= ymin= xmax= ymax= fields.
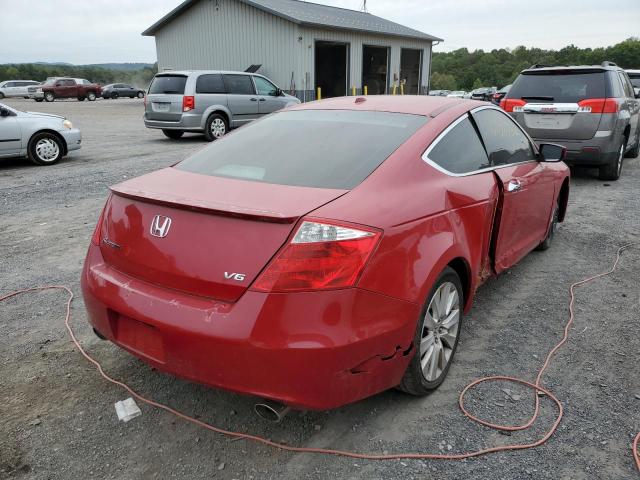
xmin=2 ymin=244 xmax=638 ymax=471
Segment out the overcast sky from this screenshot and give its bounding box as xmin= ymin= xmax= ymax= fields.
xmin=1 ymin=0 xmax=638 ymax=64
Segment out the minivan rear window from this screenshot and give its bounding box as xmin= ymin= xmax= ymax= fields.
xmin=508 ymin=71 xmax=606 ymax=103
xmin=176 ymin=110 xmax=428 ymax=189
xmin=149 ymin=75 xmax=187 ymax=94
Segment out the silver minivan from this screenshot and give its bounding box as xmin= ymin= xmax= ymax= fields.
xmin=143 ymin=71 xmax=301 ymax=141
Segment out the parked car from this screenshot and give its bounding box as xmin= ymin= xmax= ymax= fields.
xmin=82 ymin=96 xmax=569 ymax=411
xmin=492 ymin=84 xmax=511 ymax=105
xmin=0 ymin=102 xmax=81 ymax=165
xmin=102 ymin=83 xmax=145 ymax=99
xmin=428 ymin=89 xmax=451 ymax=97
xmin=446 ymin=90 xmax=467 ymax=98
xmin=0 ymin=80 xmax=40 ymax=99
xmin=626 ymin=69 xmax=640 ymax=93
xmin=502 ymin=62 xmax=640 ymax=180
xmin=144 ymin=70 xmax=300 ymax=141
xmin=35 ymin=78 xmax=102 ymax=102
xmin=471 ymin=87 xmax=497 ymax=101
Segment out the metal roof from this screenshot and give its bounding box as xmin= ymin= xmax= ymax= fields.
xmin=142 ymin=0 xmax=443 ymax=41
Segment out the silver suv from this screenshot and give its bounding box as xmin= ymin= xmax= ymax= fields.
xmin=502 ymin=62 xmax=640 ymax=180
xmin=144 ymin=71 xmax=300 ymax=141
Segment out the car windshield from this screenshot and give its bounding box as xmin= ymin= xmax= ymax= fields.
xmin=176 ymin=109 xmax=428 ymax=189
xmin=509 ymin=71 xmax=606 ymax=102
xmin=149 ymin=75 xmax=187 ymax=94
xmin=43 ymin=79 xmax=58 ymax=85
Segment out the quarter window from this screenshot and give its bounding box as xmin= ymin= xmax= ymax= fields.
xmin=196 ymin=74 xmax=226 ymax=94
xmin=223 ymin=75 xmax=255 ymax=95
xmin=425 ymin=117 xmax=489 ymax=174
xmin=472 ymin=109 xmax=536 ymax=166
xmin=253 ymin=76 xmax=278 ymax=96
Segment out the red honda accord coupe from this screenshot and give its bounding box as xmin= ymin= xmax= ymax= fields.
xmin=81 ymin=96 xmax=570 ymax=411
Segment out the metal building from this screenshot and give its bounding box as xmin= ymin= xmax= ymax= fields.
xmin=142 ymin=0 xmax=442 ymax=100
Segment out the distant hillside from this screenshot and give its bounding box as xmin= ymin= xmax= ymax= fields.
xmin=0 ymin=63 xmax=158 ymax=88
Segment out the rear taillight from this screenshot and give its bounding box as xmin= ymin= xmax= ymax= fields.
xmin=251 ymin=220 xmax=381 ymax=292
xmin=501 ymin=98 xmax=526 ymax=112
xmin=182 ymin=95 xmax=195 ymax=112
xmin=577 ymin=98 xmax=618 ymax=114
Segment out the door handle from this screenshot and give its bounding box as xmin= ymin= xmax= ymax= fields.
xmin=250 ymin=98 xmax=258 ymax=101
xmin=259 ymin=98 xmax=266 ymax=102
xmin=507 ymin=179 xmax=522 ymax=192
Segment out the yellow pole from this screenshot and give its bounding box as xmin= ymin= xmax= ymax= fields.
xmin=316 ymin=87 xmax=321 ymax=101
xmin=392 ymin=83 xmax=397 ymax=95
xmin=364 ymin=85 xmax=368 ymax=96
xmin=400 ymin=84 xmax=404 ymax=95
xmin=351 ymin=85 xmax=356 ymax=96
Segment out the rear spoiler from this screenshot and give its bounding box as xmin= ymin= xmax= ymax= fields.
xmin=110 ymin=184 xmax=298 ymax=224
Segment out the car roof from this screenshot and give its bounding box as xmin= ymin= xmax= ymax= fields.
xmin=288 ymin=95 xmax=485 ymax=117
xmin=155 ymin=70 xmax=264 ymax=77
xmin=521 ymin=63 xmax=623 ymax=74
xmin=626 ymin=69 xmax=640 ymax=74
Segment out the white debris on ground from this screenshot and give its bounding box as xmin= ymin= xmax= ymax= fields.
xmin=115 ymin=398 xmax=142 ymax=422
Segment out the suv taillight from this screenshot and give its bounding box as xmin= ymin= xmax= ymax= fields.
xmin=182 ymin=95 xmax=195 ymax=112
xmin=577 ymin=98 xmax=618 ymax=114
xmin=251 ymin=219 xmax=381 ymax=292
xmin=500 ymin=98 xmax=526 ymax=112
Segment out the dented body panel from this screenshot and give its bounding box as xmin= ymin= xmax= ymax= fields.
xmin=81 ymin=96 xmax=570 ymax=410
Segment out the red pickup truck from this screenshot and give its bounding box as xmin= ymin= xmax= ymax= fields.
xmin=38 ymin=78 xmax=102 ymax=102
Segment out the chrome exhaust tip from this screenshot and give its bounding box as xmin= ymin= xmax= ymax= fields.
xmin=254 ymin=401 xmax=291 ymax=423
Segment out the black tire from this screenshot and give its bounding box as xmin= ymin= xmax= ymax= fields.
xmin=204 ymin=113 xmax=228 ymax=141
xmin=27 ymin=132 xmax=64 ymax=166
xmin=625 ymin=131 xmax=639 ymax=158
xmin=162 ymin=129 xmax=184 ymax=139
xmin=111 ymin=92 xmax=119 ymax=99
xmin=536 ymin=199 xmax=559 ymax=251
xmin=0 ymin=92 xmax=4 ymax=99
xmin=137 ymin=91 xmax=145 ymax=99
xmin=598 ymin=138 xmax=626 ymax=181
xmin=44 ymin=92 xmax=55 ymax=102
xmin=87 ymin=91 xmax=96 ymax=101
xmin=34 ymin=98 xmax=43 ymax=102
xmin=398 ymin=267 xmax=464 ymax=395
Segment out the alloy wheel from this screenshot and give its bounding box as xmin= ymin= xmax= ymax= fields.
xmin=420 ymin=281 xmax=461 ymax=382
xmin=210 ymin=118 xmax=226 ymax=138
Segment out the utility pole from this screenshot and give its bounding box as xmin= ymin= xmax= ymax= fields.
xmin=360 ymin=0 xmax=368 ymax=13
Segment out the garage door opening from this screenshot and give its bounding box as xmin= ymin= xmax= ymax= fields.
xmin=315 ymin=41 xmax=348 ymax=98
xmin=400 ymin=49 xmax=422 ymax=95
xmin=362 ymin=45 xmax=389 ymax=95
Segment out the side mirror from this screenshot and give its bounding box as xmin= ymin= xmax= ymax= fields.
xmin=0 ymin=107 xmax=10 ymax=117
xmin=539 ymin=143 xmax=566 ymax=162
xmin=634 ymin=87 xmax=640 ymax=99
xmin=274 ymin=88 xmax=283 ymax=97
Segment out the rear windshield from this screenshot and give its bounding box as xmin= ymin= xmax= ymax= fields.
xmin=508 ymin=71 xmax=606 ymax=103
xmin=176 ymin=110 xmax=428 ymax=189
xmin=149 ymin=75 xmax=187 ymax=94
xmin=629 ymin=73 xmax=640 ymax=88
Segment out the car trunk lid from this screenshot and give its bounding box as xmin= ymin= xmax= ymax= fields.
xmin=100 ymin=168 xmax=347 ymax=302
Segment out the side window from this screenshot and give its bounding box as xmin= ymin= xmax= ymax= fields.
xmin=607 ymin=71 xmax=625 ymax=98
xmin=65 ymin=80 xmax=76 ymax=86
xmin=196 ymin=74 xmax=225 ymax=94
xmin=473 ymin=109 xmax=536 ymax=166
xmin=254 ymin=76 xmax=278 ymax=96
xmin=618 ymin=72 xmax=633 ymax=98
xmin=223 ymin=74 xmax=255 ymax=95
xmin=425 ymin=116 xmax=489 ymax=174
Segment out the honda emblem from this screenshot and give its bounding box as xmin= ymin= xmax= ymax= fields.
xmin=150 ymin=215 xmax=172 ymax=238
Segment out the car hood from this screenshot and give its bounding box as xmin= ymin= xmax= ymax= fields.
xmin=21 ymin=111 xmax=65 ymax=120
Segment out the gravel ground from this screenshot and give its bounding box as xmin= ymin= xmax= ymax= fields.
xmin=1 ymin=98 xmax=639 ymax=480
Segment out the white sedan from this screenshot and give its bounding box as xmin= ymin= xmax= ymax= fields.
xmin=0 ymin=103 xmax=82 ymax=166
xmin=446 ymin=90 xmax=467 ymax=98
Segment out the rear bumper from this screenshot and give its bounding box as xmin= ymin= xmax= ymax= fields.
xmin=81 ymin=246 xmax=419 ymax=410
xmin=143 ymin=113 xmax=203 ymax=132
xmin=60 ymin=128 xmax=82 ymax=152
xmin=29 ymin=92 xmax=44 ymax=100
xmin=532 ymin=135 xmax=619 ymax=167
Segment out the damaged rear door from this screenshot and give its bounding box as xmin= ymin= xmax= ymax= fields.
xmin=471 ymin=108 xmax=555 ymax=272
